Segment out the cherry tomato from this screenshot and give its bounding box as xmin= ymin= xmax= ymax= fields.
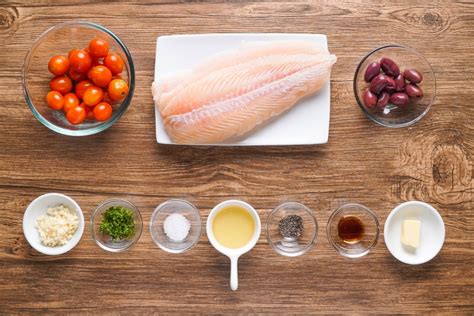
xmin=69 ymin=49 xmax=92 ymax=73
xmin=89 ymin=65 xmax=112 ymax=87
xmin=46 ymin=91 xmax=64 ymax=110
xmin=75 ymin=80 xmax=93 ymax=100
xmin=104 ymin=53 xmax=124 ymax=75
xmin=87 ymin=67 xmax=94 ymax=81
xmin=63 ymin=93 xmax=80 ymax=113
xmin=68 ymin=68 xmax=87 ymax=82
xmin=102 ymin=91 xmax=113 ymax=104
xmin=83 ymin=86 xmax=104 ymax=106
xmin=66 ymin=105 xmax=86 ymax=125
xmin=89 ymin=38 xmax=109 ymax=59
xmin=107 ymin=79 xmax=128 ymax=101
xmin=93 ymin=102 xmax=113 ymax=121
xmin=92 ymin=57 xmax=102 ymax=67
xmin=68 ymin=48 xmax=80 ymax=60
xmin=50 ymin=75 xmax=73 ymax=94
xmin=80 ymin=102 xmax=95 ymax=120
xmin=48 ymin=55 xmax=69 ymax=76
xmin=84 ymin=47 xmax=104 ymax=66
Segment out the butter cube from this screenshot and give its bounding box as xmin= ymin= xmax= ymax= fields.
xmin=401 ymin=218 xmax=421 ymax=249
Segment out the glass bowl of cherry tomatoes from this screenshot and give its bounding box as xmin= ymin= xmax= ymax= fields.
xmin=22 ymin=21 xmax=135 ymax=136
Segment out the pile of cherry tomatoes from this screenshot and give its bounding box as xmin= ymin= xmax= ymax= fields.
xmin=46 ymin=37 xmax=129 ymax=124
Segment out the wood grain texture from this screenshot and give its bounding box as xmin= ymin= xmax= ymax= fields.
xmin=0 ymin=0 xmax=473 ymax=314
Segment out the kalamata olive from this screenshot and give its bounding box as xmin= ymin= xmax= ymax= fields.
xmin=364 ymin=62 xmax=381 ymax=82
xmin=363 ymin=88 xmax=377 ymax=108
xmin=384 ymin=86 xmax=396 ymax=94
xmin=370 ymin=74 xmax=393 ymax=94
xmin=380 ymin=57 xmax=400 ymax=77
xmin=403 ymin=69 xmax=423 ymax=84
xmin=394 ymin=74 xmax=406 ymax=92
xmin=383 ymin=76 xmax=396 ymax=93
xmin=377 ymin=92 xmax=390 ymax=108
xmin=405 ymin=84 xmax=423 ymax=99
xmin=390 ymin=92 xmax=410 ymax=107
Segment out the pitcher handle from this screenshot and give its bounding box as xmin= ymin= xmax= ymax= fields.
xmin=230 ymin=256 xmax=238 ymax=291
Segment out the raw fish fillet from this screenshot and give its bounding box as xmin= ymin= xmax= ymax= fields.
xmin=152 ymin=41 xmax=337 ymax=144
xmin=156 ymin=41 xmax=327 ymax=99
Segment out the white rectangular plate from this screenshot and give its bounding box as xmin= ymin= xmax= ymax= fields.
xmin=154 ymin=33 xmax=331 ymax=146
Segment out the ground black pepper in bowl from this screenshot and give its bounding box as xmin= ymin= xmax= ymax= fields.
xmin=278 ymin=215 xmax=304 ymax=239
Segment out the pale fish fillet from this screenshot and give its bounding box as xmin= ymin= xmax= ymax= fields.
xmin=161 ymin=54 xmax=327 ymax=117
xmin=191 ymin=41 xmax=328 ymax=78
xmin=163 ymin=54 xmax=337 ymax=144
xmin=154 ymin=41 xmax=327 ymax=111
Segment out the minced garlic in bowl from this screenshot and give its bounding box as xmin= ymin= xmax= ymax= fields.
xmin=35 ymin=204 xmax=79 ymax=247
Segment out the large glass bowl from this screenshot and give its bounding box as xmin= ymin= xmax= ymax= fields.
xmin=354 ymin=45 xmax=435 ymax=127
xmin=22 ymin=21 xmax=135 ymax=136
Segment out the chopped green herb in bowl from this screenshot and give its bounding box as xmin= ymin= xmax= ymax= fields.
xmin=99 ymin=205 xmax=136 ymax=241
xmin=91 ymin=199 xmax=143 ymax=252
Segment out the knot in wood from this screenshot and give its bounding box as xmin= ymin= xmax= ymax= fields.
xmin=430 ymin=141 xmax=471 ymax=205
xmin=0 ymin=6 xmax=18 ymax=34
xmin=10 ymin=237 xmax=22 ymax=255
xmin=422 ymin=12 xmax=444 ymax=29
xmin=393 ymin=7 xmax=449 ymax=33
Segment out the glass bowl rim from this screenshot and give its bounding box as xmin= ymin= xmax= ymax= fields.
xmin=149 ymin=199 xmax=202 ymax=254
xmin=266 ymin=201 xmax=318 ymax=257
xmin=22 ymin=20 xmax=135 ymax=136
xmin=326 ymin=202 xmax=380 ymax=256
xmin=353 ymin=44 xmax=436 ymax=128
xmin=90 ymin=198 xmax=143 ymax=253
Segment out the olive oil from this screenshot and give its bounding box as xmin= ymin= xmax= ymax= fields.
xmin=212 ymin=206 xmax=255 ymax=249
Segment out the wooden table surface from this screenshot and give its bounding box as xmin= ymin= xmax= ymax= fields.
xmin=0 ymin=0 xmax=473 ymax=314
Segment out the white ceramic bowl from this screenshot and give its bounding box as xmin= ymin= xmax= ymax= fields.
xmin=206 ymin=200 xmax=261 ymax=291
xmin=384 ymin=201 xmax=445 ymax=265
xmin=23 ymin=193 xmax=84 ymax=255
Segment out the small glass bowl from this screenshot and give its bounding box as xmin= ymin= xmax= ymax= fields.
xmin=354 ymin=45 xmax=435 ymax=127
xmin=91 ymin=199 xmax=143 ymax=252
xmin=327 ymin=203 xmax=379 ymax=258
xmin=266 ymin=202 xmax=318 ymax=257
xmin=150 ymin=199 xmax=202 ymax=254
xmin=22 ymin=21 xmax=135 ymax=136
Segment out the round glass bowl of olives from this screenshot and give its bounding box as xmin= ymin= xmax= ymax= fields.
xmin=354 ymin=45 xmax=436 ymax=127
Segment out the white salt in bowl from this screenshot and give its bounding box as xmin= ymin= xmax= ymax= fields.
xmin=149 ymin=199 xmax=202 ymax=254
xmin=23 ymin=193 xmax=84 ymax=255
xmin=384 ymin=201 xmax=445 ymax=265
